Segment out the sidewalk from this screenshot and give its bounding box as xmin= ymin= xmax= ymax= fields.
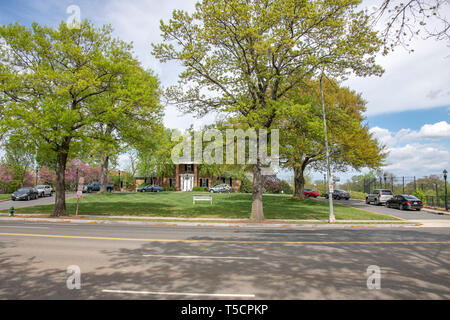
xmin=0 ymin=214 xmax=436 ymax=229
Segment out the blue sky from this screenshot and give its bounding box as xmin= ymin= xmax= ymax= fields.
xmin=1 ymin=0 xmax=449 ymax=181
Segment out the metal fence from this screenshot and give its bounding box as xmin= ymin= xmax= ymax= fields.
xmin=424 ymin=196 xmax=448 ymax=209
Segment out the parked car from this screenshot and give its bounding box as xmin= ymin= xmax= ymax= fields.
xmin=84 ymin=181 xmax=114 ymax=193
xmin=366 ymin=189 xmax=394 ymax=205
xmin=324 ymin=189 xmax=350 ymax=200
xmin=208 ymin=184 xmax=232 ymax=193
xmin=139 ymin=184 xmax=163 ymax=192
xmin=386 ymin=195 xmax=423 ymax=211
xmin=35 ymin=185 xmax=53 ymax=197
xmin=11 ymin=187 xmax=39 ymax=201
xmin=304 ymin=189 xmax=320 ymax=198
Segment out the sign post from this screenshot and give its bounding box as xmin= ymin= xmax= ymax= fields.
xmin=75 ymin=177 xmax=84 ymax=216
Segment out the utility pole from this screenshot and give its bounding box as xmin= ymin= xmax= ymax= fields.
xmin=320 ymin=72 xmax=335 ymax=224
xmin=444 ymin=169 xmax=448 ymax=211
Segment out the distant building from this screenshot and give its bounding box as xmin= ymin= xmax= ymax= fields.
xmin=134 ymin=163 xmax=241 ymax=192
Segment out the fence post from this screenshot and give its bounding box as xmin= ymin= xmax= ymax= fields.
xmin=402 ymin=176 xmax=405 ymax=194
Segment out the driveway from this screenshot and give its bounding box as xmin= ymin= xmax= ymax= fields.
xmin=0 ymin=193 xmax=77 ymax=210
xmin=317 ymin=198 xmax=450 ymax=220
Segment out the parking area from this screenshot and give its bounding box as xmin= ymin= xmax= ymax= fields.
xmin=0 ymin=193 xmax=77 ymax=210
xmin=315 ymin=198 xmax=450 ymax=220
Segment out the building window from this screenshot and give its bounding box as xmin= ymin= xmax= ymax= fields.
xmin=200 ymin=178 xmax=209 ymax=188
xmin=169 ymin=178 xmax=176 ymax=187
xmin=185 ymin=164 xmax=193 ymax=172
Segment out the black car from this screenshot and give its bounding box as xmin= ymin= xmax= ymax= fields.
xmin=386 ymin=195 xmax=423 ymax=211
xmin=139 ymin=184 xmax=163 ymax=192
xmin=11 ymin=187 xmax=39 ymax=201
xmin=324 ymin=189 xmax=350 ymax=200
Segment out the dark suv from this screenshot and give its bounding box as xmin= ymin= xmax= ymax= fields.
xmin=325 ymin=189 xmax=350 ymax=200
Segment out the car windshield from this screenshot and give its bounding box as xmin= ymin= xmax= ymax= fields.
xmin=17 ymin=188 xmax=30 ymax=192
xmin=404 ymin=195 xmax=419 ymax=200
xmin=381 ymin=190 xmax=392 ymax=195
xmin=36 ymin=185 xmax=46 ymax=188
xmin=304 ymin=189 xmax=311 ymax=191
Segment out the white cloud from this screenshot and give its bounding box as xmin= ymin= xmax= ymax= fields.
xmin=382 ymin=143 xmax=450 ymax=176
xmin=370 ymin=121 xmax=450 ymax=147
xmin=368 ymin=122 xmax=450 ymax=177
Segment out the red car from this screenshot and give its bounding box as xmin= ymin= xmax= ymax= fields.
xmin=304 ymin=189 xmax=320 ymax=198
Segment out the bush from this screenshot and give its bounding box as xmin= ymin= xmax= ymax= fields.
xmin=413 ymin=189 xmax=425 ymax=200
xmin=240 ymin=177 xmax=253 ymax=193
xmin=138 ymin=183 xmax=148 ymax=188
xmin=193 ymin=186 xmax=207 ymax=191
xmin=281 ymin=180 xmax=293 ymax=194
xmin=163 ymin=186 xmax=176 ymax=191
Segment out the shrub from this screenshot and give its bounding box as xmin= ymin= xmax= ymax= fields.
xmin=281 ymin=180 xmax=293 ymax=194
xmin=163 ymin=186 xmax=176 ymax=191
xmin=240 ymin=177 xmax=253 ymax=193
xmin=192 ymin=186 xmax=207 ymax=191
xmin=413 ymin=189 xmax=425 ymax=200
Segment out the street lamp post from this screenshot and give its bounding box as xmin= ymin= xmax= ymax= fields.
xmin=320 ymin=72 xmax=335 ymax=223
xmin=118 ymin=170 xmax=121 ymax=192
xmin=444 ymin=169 xmax=448 ymax=211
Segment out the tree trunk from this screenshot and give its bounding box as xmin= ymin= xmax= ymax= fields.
xmin=250 ymin=159 xmax=264 ymax=222
xmin=293 ymin=165 xmax=306 ymax=200
xmin=53 ymin=151 xmax=68 ymax=216
xmin=99 ymin=155 xmax=110 ymax=193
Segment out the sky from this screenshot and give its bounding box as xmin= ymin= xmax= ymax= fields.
xmin=0 ymin=0 xmax=449 ymax=183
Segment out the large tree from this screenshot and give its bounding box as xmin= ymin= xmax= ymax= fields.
xmin=152 ymin=0 xmax=384 ymax=221
xmin=276 ymin=77 xmax=386 ymax=199
xmin=0 ymin=21 xmax=159 ymax=216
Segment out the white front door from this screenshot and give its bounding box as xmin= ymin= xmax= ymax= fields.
xmin=181 ymin=175 xmax=194 ymax=191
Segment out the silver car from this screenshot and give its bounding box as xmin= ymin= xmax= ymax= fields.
xmin=366 ymin=189 xmax=394 ymax=205
xmin=35 ymin=185 xmax=53 ymax=197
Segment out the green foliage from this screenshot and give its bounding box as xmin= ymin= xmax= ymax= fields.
xmin=0 ymin=20 xmax=162 ymax=215
xmin=193 ymin=186 xmax=207 ymax=191
xmin=413 ymin=189 xmax=426 ymax=201
xmin=163 ymin=186 xmax=176 ymax=191
xmin=240 ymin=177 xmax=253 ymax=193
xmin=281 ymin=180 xmax=293 ymax=194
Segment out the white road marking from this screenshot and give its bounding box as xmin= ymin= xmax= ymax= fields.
xmin=0 ymin=225 xmax=49 ymax=229
xmin=102 ymin=289 xmax=255 ymax=298
xmin=143 ymin=254 xmax=260 ymax=260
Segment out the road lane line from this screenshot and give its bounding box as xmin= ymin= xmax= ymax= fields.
xmin=102 ymin=289 xmax=255 ymax=298
xmin=143 ymin=254 xmax=260 ymax=260
xmin=0 ymin=225 xmax=49 ymax=229
xmin=0 ymin=232 xmax=449 ymax=245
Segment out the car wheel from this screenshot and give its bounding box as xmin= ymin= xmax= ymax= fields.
xmin=305 ymin=194 xmax=310 ymax=198
xmin=386 ymin=202 xmax=391 ymax=208
xmin=365 ymin=198 xmax=370 ymax=204
xmin=416 ymin=208 xmax=421 ymax=211
xmin=336 ymin=196 xmax=341 ymax=200
xmin=400 ymin=204 xmax=405 ymax=211
xmin=27 ymin=195 xmax=30 ymax=201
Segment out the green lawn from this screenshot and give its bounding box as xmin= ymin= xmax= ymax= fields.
xmin=0 ymin=194 xmax=10 ymax=201
xmin=2 ymin=192 xmax=400 ymax=220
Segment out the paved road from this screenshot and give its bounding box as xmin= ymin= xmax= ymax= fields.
xmin=0 ymin=220 xmax=449 ymax=299
xmin=316 ymin=197 xmax=450 ymax=220
xmin=0 ymin=193 xmax=77 ymax=210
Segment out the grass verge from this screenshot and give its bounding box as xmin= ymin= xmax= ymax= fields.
xmin=0 ymin=192 xmax=400 ymax=220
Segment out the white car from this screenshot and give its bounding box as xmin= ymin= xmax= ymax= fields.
xmin=35 ymin=185 xmax=53 ymax=197
xmin=366 ymin=189 xmax=394 ymax=205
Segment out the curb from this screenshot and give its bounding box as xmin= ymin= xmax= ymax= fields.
xmin=422 ymin=208 xmax=450 ymax=216
xmin=0 ymin=216 xmax=420 ymax=229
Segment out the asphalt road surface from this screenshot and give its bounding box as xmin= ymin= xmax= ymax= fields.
xmin=0 ymin=220 xmax=449 ymax=299
xmin=316 ymin=198 xmax=450 ymax=220
xmin=0 ymin=193 xmax=77 ymax=210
